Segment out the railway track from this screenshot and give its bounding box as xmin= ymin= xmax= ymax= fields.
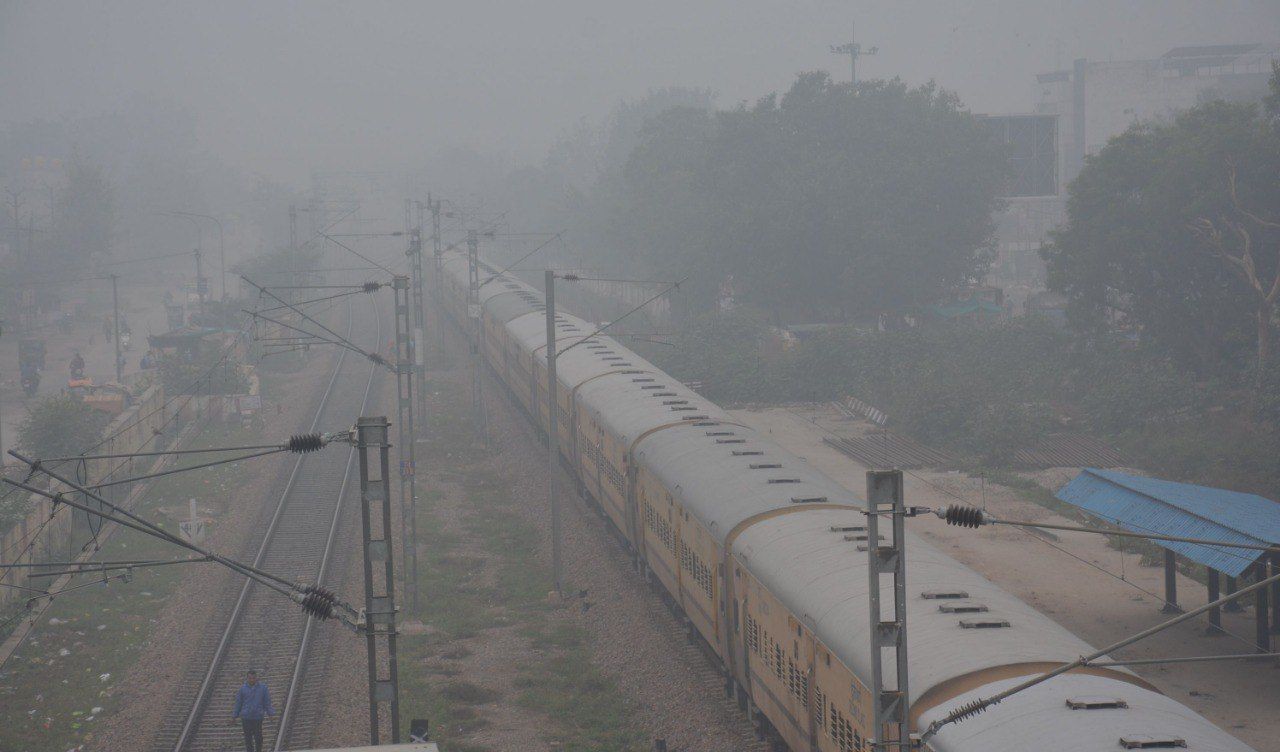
xmin=152 ymin=295 xmax=383 ymax=752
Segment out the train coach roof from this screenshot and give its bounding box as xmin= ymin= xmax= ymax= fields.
xmin=732 ymin=507 xmax=1135 ymax=707
xmin=575 ymin=370 xmax=732 ymax=444
xmin=634 ymin=428 xmax=857 ymax=541
xmin=919 ymin=673 xmax=1254 ymax=752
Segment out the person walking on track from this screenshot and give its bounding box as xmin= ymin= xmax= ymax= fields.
xmin=232 ymin=669 xmax=275 ymax=752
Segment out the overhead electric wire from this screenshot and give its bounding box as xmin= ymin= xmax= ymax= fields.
xmin=243 ymin=277 xmax=389 ymax=368
xmin=477 ymin=231 xmax=564 ymax=290
xmin=246 ymin=309 xmax=375 ymax=363
xmin=320 ymin=234 xmax=396 ymax=276
xmin=38 ymin=442 xmax=294 ymax=462
xmin=26 ymin=557 xmax=212 ymax=579
xmin=788 ymin=409 xmax=1266 ymax=651
xmin=85 ymin=447 xmax=286 ymax=491
xmin=919 ymin=567 xmax=1280 ymax=744
xmin=557 ymin=276 xmax=687 ymax=358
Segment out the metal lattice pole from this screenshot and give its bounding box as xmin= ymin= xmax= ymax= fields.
xmin=356 ymin=416 xmax=401 ymax=744
xmin=431 ymin=197 xmax=445 ymax=355
xmin=866 ymin=470 xmax=912 ymax=751
xmin=410 ymin=210 xmax=428 ymax=434
xmin=392 ymin=276 xmax=418 ymax=613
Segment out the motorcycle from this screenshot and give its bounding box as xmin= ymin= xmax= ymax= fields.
xmin=21 ymin=369 xmax=40 ymax=397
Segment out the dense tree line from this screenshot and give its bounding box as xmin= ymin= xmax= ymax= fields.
xmin=1045 ymin=65 xmax=1280 ymax=381
xmin=499 ymin=74 xmax=1007 ymax=323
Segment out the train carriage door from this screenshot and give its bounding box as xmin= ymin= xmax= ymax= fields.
xmin=668 ymin=492 xmax=681 ymax=596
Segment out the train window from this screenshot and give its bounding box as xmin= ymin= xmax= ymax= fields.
xmin=1066 ymin=697 xmax=1129 ymax=710
xmin=662 ymin=400 xmax=689 ymax=405
xmin=958 ymin=618 xmax=1011 ymax=629
xmin=707 ymin=430 xmax=735 ymax=436
xmin=640 ymin=385 xmax=665 ymax=390
xmin=748 ymin=463 xmax=782 ymax=469
xmin=824 ymin=651 xmax=831 ymax=667
xmin=937 ymin=602 xmax=988 ymax=613
xmin=843 ymin=533 xmax=884 ymax=542
xmin=921 ymin=590 xmax=969 ymax=599
xmin=680 ymin=415 xmax=709 ymax=421
xmin=670 ymin=406 xmax=697 ymax=411
xmin=732 ymin=450 xmax=764 ymax=456
xmin=791 ymin=496 xmax=828 ymax=504
xmin=1118 ymin=736 xmax=1187 ymax=749
xmin=632 ymin=378 xmax=655 ymax=383
xmin=716 ymin=439 xmax=745 ymax=444
xmin=830 ymin=525 xmax=865 ymax=532
xmin=766 ymin=478 xmax=801 ymax=484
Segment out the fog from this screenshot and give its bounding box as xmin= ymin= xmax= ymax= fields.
xmin=4 ymin=1 xmax=1277 ymax=182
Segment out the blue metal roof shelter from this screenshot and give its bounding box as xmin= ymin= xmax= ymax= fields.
xmin=1056 ymin=468 xmax=1279 ymax=650
xmin=1056 ymin=468 xmax=1279 ymax=577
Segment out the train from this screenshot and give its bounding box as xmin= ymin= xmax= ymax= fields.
xmin=436 ymin=250 xmax=1255 ymax=752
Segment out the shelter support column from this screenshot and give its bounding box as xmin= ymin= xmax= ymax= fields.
xmin=1225 ymin=575 xmax=1243 ymax=612
xmin=1162 ymin=549 xmax=1181 ymax=614
xmin=1271 ymin=552 xmax=1280 ymax=634
xmin=1206 ymin=568 xmax=1221 ymax=635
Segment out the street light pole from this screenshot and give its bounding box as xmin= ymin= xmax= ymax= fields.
xmin=545 ymin=270 xmax=563 ymax=597
xmin=111 ymin=274 xmax=122 ymax=383
xmin=169 ymin=211 xmax=225 ymax=302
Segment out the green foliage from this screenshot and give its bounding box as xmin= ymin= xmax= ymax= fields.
xmin=16 ymin=394 xmax=111 ymax=460
xmin=157 ymin=345 xmax=247 ymax=396
xmin=1043 ymin=98 xmax=1279 ymax=376
xmin=599 ymin=74 xmax=1006 ymax=321
xmin=648 ymin=314 xmax=1277 ymax=491
xmin=231 ymin=244 xmax=323 ymax=284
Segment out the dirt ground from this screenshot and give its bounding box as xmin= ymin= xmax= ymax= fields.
xmin=729 ymin=404 xmax=1280 ymax=752
xmin=312 ymin=310 xmax=767 ymax=752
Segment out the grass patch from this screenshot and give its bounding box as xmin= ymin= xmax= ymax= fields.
xmin=0 ymin=420 xmax=262 ymax=752
xmin=515 ymin=622 xmax=646 ymax=752
xmin=441 ymin=680 xmax=501 ymax=705
xmin=396 ymin=371 xmax=644 ymax=752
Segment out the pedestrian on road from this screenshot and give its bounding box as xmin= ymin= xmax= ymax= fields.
xmin=232 ymin=669 xmax=274 ymax=752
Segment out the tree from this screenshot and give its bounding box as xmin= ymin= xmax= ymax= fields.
xmin=604 ymin=73 xmax=1006 ymax=322
xmin=16 ymin=394 xmax=111 ymax=459
xmin=1044 ymin=96 xmax=1279 ymax=377
xmin=49 ymin=155 xmax=116 ymax=271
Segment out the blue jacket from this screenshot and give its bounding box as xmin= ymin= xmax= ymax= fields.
xmin=233 ymin=682 xmax=275 ymax=721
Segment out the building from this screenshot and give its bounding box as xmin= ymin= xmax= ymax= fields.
xmin=983 ymin=43 xmax=1280 ymax=313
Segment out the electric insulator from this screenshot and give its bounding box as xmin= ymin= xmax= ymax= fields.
xmin=362 ymin=281 xmax=382 ymax=293
xmin=300 ymin=585 xmax=336 ymax=620
xmin=944 ymin=505 xmax=986 ymax=529
xmin=949 ymin=697 xmax=996 ymax=723
xmin=287 ymin=434 xmax=324 ymax=453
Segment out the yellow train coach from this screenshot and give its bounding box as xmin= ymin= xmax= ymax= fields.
xmin=436 ymin=250 xmax=1254 ymax=752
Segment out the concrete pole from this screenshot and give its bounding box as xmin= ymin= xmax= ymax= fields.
xmin=545 ymin=270 xmax=563 ymax=597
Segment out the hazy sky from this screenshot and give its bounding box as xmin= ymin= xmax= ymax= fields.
xmin=3 ymin=1 xmax=1278 ymax=182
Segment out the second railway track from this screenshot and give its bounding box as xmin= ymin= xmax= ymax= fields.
xmin=153 ymin=294 xmax=383 ymax=752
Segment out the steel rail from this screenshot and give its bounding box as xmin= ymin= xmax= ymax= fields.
xmin=273 ymin=292 xmax=381 ymax=750
xmin=171 ymin=294 xmax=376 ymax=752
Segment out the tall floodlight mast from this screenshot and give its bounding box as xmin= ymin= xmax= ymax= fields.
xmin=830 ymin=20 xmax=878 ymax=84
